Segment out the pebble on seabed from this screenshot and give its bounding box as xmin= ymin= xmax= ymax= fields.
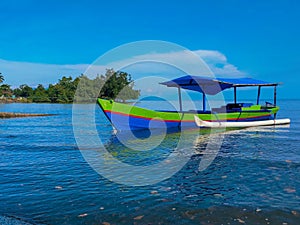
xmin=213 ymin=193 xmax=223 ymax=198
xmin=134 ymin=215 xmax=144 ymax=220
xmin=291 ymin=210 xmax=298 ymax=215
xmin=284 ymin=188 xmax=296 ymax=193
xmin=236 ymin=218 xmax=245 ymax=223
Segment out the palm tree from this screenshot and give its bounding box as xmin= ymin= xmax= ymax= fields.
xmin=0 ymin=73 xmax=4 ymax=83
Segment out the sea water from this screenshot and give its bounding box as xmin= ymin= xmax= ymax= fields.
xmin=0 ymin=100 xmax=299 ymax=224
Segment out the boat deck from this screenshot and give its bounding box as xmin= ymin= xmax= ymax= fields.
xmin=158 ymin=103 xmax=277 ymax=114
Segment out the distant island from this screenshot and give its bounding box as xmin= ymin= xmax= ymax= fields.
xmin=0 ymin=69 xmax=140 ymax=118
xmin=0 ymin=69 xmax=140 ymax=104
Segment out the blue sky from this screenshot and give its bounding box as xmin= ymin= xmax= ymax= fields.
xmin=0 ymin=0 xmax=299 ymax=98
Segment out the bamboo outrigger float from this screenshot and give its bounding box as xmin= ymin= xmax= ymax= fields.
xmin=97 ymin=75 xmax=290 ymax=131
xmin=194 ymin=116 xmax=290 ymax=128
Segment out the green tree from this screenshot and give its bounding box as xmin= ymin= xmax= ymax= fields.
xmin=48 ymin=84 xmax=62 ymax=103
xmin=59 ymin=76 xmax=77 ymax=102
xmin=13 ymin=88 xmax=22 ymax=97
xmin=18 ymin=84 xmax=34 ymax=98
xmin=32 ymin=84 xmax=50 ymax=102
xmin=73 ymin=74 xmax=102 ymax=103
xmin=99 ymin=69 xmax=140 ymax=102
xmin=0 ymin=84 xmax=12 ymax=97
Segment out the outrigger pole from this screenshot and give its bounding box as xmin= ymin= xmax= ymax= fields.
xmin=274 ymin=85 xmax=277 ymax=106
xmin=234 ymin=87 xmax=237 ymax=104
xmin=257 ymin=86 xmax=261 ymax=105
xmin=178 ymin=87 xmax=183 ymax=112
xmin=203 ymin=93 xmax=206 ymax=111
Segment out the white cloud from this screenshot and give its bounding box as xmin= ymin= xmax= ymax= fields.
xmin=194 ymin=50 xmax=245 ymax=77
xmin=0 ymin=49 xmax=245 ymax=87
xmin=89 ymin=49 xmax=246 ymax=79
xmin=194 ymin=50 xmax=227 ymax=61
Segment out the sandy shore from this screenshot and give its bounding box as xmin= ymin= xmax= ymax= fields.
xmin=0 ymin=112 xmax=54 ymax=118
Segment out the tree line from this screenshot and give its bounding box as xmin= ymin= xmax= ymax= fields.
xmin=0 ymin=69 xmax=140 ymax=103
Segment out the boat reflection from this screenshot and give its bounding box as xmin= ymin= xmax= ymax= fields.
xmin=103 ymin=127 xmax=225 ymax=171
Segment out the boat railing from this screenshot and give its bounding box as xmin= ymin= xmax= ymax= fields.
xmin=211 ymin=103 xmax=254 ymax=113
xmin=158 ymin=110 xmax=212 ymax=114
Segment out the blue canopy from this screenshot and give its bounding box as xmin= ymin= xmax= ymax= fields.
xmin=160 ymin=75 xmax=278 ymax=95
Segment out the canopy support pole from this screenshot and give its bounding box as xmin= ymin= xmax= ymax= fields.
xmin=274 ymin=86 xmax=277 ymax=106
xmin=234 ymin=87 xmax=237 ymax=104
xmin=203 ymin=93 xmax=206 ymax=112
xmin=257 ymin=86 xmax=261 ymax=105
xmin=178 ymin=87 xmax=182 ymax=112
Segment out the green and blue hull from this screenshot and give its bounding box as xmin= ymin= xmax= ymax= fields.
xmin=97 ymin=99 xmax=279 ymax=131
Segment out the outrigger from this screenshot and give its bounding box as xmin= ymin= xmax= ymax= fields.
xmin=97 ymin=75 xmax=290 ymax=131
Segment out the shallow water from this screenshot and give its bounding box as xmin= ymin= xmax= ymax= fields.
xmin=0 ymin=100 xmax=300 ymax=224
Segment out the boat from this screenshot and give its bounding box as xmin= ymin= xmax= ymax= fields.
xmin=97 ymin=75 xmax=290 ymax=131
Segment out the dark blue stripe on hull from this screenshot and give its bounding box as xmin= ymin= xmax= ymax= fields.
xmin=104 ymin=112 xmax=273 ymax=131
xmin=105 ymin=112 xmax=198 ymax=130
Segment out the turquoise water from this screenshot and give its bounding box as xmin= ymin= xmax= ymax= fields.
xmin=0 ymin=101 xmax=300 ymax=224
